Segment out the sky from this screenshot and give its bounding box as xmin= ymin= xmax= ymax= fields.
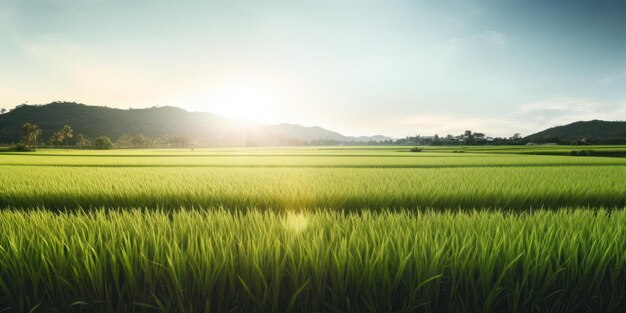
xmin=1 ymin=0 xmax=625 ymax=138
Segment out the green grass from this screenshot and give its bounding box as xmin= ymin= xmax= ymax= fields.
xmin=0 ymin=166 xmax=624 ymax=210
xmin=1 ymin=146 xmax=625 ymax=312
xmin=0 ymin=209 xmax=624 ymax=313
xmin=2 ymin=153 xmax=626 ymax=167
xmin=1 ymin=147 xmax=625 ymax=210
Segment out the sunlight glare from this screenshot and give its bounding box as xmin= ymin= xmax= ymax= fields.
xmin=210 ymin=80 xmax=278 ymax=123
xmin=283 ymin=212 xmax=309 ymax=233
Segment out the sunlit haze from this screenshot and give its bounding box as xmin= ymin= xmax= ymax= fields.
xmin=1 ymin=0 xmax=625 ymax=137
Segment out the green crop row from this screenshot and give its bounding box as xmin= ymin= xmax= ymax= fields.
xmin=2 ymin=150 xmax=626 ymax=167
xmin=0 ymin=165 xmax=623 ymax=210
xmin=0 ymin=209 xmax=624 ymax=313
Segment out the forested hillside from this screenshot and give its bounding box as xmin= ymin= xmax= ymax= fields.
xmin=525 ymin=120 xmax=626 ymax=144
xmin=0 ymin=102 xmax=388 ymax=145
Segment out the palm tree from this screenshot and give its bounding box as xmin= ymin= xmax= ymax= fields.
xmin=20 ymin=123 xmax=42 ymax=151
xmin=61 ymin=124 xmax=73 ymax=148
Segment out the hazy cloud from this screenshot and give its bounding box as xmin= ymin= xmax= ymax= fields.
xmin=481 ymin=30 xmax=507 ymax=46
xmin=512 ymin=98 xmax=625 ymax=131
xmin=597 ymin=72 xmax=626 ymax=85
xmin=18 ymin=36 xmax=152 ymax=103
xmin=440 ymin=30 xmax=508 ymax=54
xmin=393 ymin=98 xmax=625 ymax=138
xmin=395 ymin=114 xmax=521 ymax=137
xmin=517 ymin=98 xmax=601 ymax=114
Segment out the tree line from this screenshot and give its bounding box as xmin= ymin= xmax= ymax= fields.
xmin=14 ymin=123 xmax=531 ymax=151
xmin=396 ymin=131 xmax=524 ymax=146
xmin=17 ymin=123 xmax=192 ymax=151
xmin=312 ymin=131 xmax=525 ymax=146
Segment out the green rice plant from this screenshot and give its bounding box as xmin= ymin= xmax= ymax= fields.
xmin=0 ymin=209 xmax=624 ymax=312
xmin=0 ymin=165 xmax=623 ymax=211
xmin=0 ymin=147 xmax=624 ymax=312
xmin=2 ymin=149 xmax=626 ymax=167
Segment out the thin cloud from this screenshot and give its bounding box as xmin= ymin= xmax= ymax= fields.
xmin=517 ymin=98 xmax=601 ymax=113
xmin=512 ymin=98 xmax=625 ymax=131
xmin=439 ymin=30 xmax=508 ymax=54
xmin=394 ymin=114 xmax=526 ymax=137
xmin=597 ymin=72 xmax=626 ymax=85
xmin=394 ymin=98 xmax=625 ymax=138
xmin=482 ymin=30 xmax=507 ymax=46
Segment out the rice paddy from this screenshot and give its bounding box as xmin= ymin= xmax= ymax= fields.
xmin=0 ymin=166 xmax=624 ymax=211
xmin=0 ymin=146 xmax=625 ymax=312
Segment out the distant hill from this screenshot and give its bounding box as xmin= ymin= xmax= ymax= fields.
xmin=264 ymin=124 xmax=389 ymax=143
xmin=0 ymin=102 xmax=390 ymax=145
xmin=525 ymin=120 xmax=626 ymax=144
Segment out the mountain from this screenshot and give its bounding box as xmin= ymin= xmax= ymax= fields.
xmin=0 ymin=102 xmax=391 ymax=145
xmin=525 ymin=120 xmax=626 ymax=144
xmin=265 ymin=124 xmax=389 ymax=142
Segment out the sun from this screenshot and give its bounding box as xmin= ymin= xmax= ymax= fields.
xmin=173 ymin=73 xmax=298 ymax=124
xmin=208 ymin=80 xmax=278 ymax=123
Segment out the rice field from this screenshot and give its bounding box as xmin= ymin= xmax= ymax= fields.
xmin=0 ymin=147 xmax=625 ymax=312
xmin=1 ymin=209 xmax=624 ymax=313
xmin=0 ymin=166 xmax=624 ymax=210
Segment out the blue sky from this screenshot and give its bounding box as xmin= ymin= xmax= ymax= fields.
xmin=1 ymin=0 xmax=625 ymax=137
